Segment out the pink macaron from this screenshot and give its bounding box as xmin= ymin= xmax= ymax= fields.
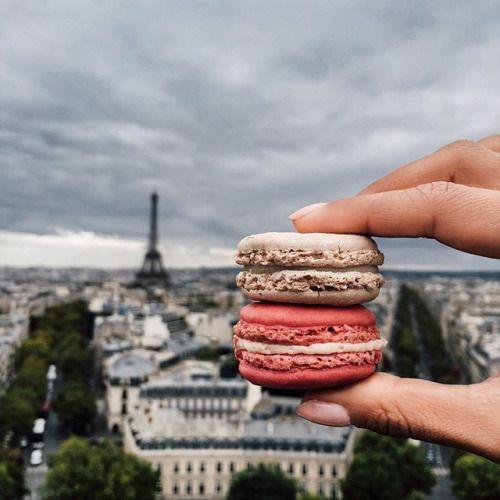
xmin=234 ymin=302 xmax=385 ymax=389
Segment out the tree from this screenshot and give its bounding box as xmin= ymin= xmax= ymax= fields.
xmin=1 ymin=387 xmax=38 ymax=438
xmin=16 ymin=336 xmax=52 ymax=367
xmin=15 ymin=355 xmax=49 ymax=399
xmin=0 ymin=449 xmax=27 ymax=499
xmin=299 ymin=494 xmax=328 ymax=500
xmin=342 ymin=432 xmax=435 ymax=500
xmin=53 ymin=381 xmax=96 ymax=434
xmin=220 ymin=354 xmax=239 ymax=378
xmin=227 ymin=463 xmax=297 ymax=500
xmin=195 ymin=346 xmax=222 ymax=362
xmin=342 ymin=451 xmax=403 ymax=500
xmin=0 ymin=463 xmax=15 ymax=500
xmin=55 ymin=333 xmax=90 ymax=380
xmin=43 ymin=437 xmax=159 ymax=500
xmin=406 ymin=492 xmax=426 ymax=500
xmin=451 ymin=453 xmax=500 ymax=500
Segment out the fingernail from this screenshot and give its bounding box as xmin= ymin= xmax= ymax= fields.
xmin=296 ymin=400 xmax=351 ymax=426
xmin=288 ymin=202 xmax=326 ymax=221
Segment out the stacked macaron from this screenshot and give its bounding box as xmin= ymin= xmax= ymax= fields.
xmin=233 ymin=232 xmax=386 ymax=389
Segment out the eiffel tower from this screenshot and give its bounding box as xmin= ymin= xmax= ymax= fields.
xmin=135 ymin=192 xmax=171 ymax=289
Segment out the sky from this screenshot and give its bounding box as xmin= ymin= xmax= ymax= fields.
xmin=1 ymin=1 xmax=500 ymax=270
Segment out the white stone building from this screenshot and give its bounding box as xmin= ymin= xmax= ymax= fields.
xmin=123 ymin=406 xmax=354 ymax=500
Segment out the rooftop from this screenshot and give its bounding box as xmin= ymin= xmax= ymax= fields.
xmin=108 ymin=353 xmax=156 ymax=380
xmin=128 ymin=409 xmax=351 ymax=453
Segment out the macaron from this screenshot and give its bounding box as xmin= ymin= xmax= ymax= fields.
xmin=235 ymin=232 xmax=384 ymax=306
xmin=234 ymin=302 xmax=385 ymax=389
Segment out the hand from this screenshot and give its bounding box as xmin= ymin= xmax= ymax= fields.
xmin=290 ymin=136 xmax=500 ymax=258
xmin=290 ymin=135 xmax=500 ymax=462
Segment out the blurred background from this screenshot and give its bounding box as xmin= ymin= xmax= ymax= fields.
xmin=0 ymin=1 xmax=499 ymax=499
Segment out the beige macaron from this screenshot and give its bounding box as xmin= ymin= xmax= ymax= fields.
xmin=235 ymin=232 xmax=384 ymax=306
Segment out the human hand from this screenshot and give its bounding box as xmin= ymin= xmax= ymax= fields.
xmin=290 ymin=135 xmax=500 ymax=462
xmin=290 ymin=136 xmax=500 ymax=258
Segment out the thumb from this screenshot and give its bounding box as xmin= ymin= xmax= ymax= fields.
xmin=296 ymin=373 xmax=500 ymax=463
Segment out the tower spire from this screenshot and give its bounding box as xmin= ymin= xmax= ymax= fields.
xmin=135 ymin=192 xmax=170 ymax=289
xmin=149 ymin=192 xmax=159 ymax=251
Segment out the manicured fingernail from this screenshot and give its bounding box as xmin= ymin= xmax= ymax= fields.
xmin=296 ymin=400 xmax=351 ymax=426
xmin=288 ymin=202 xmax=326 ymax=221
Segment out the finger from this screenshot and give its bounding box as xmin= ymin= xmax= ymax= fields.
xmin=296 ymin=373 xmax=500 ymax=463
xmin=359 ymin=140 xmax=500 ymax=195
xmin=478 ymin=134 xmax=500 ymax=153
xmin=292 ymin=181 xmax=500 ymax=258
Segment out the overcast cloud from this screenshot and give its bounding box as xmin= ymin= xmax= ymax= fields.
xmin=1 ymin=1 xmax=500 ymax=269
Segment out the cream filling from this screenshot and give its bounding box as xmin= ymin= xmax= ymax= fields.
xmin=245 ymin=265 xmax=379 ymax=274
xmin=234 ymin=336 xmax=387 ymax=355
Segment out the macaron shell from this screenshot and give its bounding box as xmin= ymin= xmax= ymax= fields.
xmin=242 ymin=287 xmax=380 ymax=306
xmin=240 ymin=302 xmax=376 ymax=327
xmin=237 ymin=232 xmax=379 ymax=252
xmin=239 ymin=361 xmax=375 ymax=389
xmin=236 ymin=350 xmax=382 ymax=371
xmin=234 ymin=321 xmax=380 ymax=345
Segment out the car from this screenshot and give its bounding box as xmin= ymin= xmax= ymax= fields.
xmin=47 ymin=365 xmax=57 ymax=381
xmin=30 ymin=449 xmax=43 ymax=466
xmin=32 ymin=418 xmax=46 ymax=435
xmin=42 ymin=398 xmax=50 ymax=415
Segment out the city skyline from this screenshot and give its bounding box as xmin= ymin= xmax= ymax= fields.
xmin=2 ymin=2 xmax=500 ymax=270
xmin=1 ymin=226 xmax=500 ymax=271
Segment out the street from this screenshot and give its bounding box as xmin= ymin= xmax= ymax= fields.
xmin=409 ymin=302 xmax=456 ymax=500
xmin=24 ymin=409 xmax=62 ymax=499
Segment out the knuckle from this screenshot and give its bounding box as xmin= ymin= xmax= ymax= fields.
xmin=441 ymin=139 xmax=476 ymax=156
xmin=442 ymin=139 xmax=492 ymax=169
xmin=478 ymin=373 xmax=500 ymax=398
xmin=414 ymin=181 xmax=459 ymax=199
xmin=480 ymin=133 xmax=500 ymax=144
xmin=364 ymin=404 xmax=413 ymax=439
xmin=359 ymin=377 xmax=415 ymax=439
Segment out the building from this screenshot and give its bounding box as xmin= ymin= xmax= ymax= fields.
xmin=0 ymin=305 xmax=30 ymax=387
xmin=123 ymin=403 xmax=354 ymax=500
xmin=107 ymin=352 xmax=355 ymax=499
xmin=186 ymin=311 xmax=235 ymax=345
xmin=417 ymin=276 xmax=500 ymax=382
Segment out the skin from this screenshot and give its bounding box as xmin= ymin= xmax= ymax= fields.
xmin=291 ymin=135 xmax=500 ymax=463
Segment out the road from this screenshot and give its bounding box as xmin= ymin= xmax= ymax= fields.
xmin=409 ymin=303 xmax=456 ymax=500
xmin=24 ymin=409 xmax=62 ymax=499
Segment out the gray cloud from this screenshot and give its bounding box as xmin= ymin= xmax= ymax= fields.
xmin=1 ymin=1 xmax=500 ymax=268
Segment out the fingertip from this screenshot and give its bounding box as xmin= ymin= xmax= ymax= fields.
xmin=292 ymin=196 xmax=369 ymax=234
xmin=288 ymin=202 xmax=327 ymax=222
xmin=296 ymin=400 xmax=351 ymax=426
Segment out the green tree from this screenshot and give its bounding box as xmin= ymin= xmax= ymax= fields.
xmin=451 ymin=453 xmax=500 ymax=500
xmin=0 ymin=449 xmax=27 ymax=499
xmin=56 ymin=333 xmax=90 ymax=380
xmin=42 ymin=437 xmax=159 ymax=500
xmin=0 ymin=463 xmax=16 ymax=500
xmin=16 ymin=336 xmax=52 ymax=367
xmin=220 ymin=354 xmax=239 ymax=378
xmin=1 ymin=387 xmax=38 ymax=438
xmin=15 ymin=355 xmax=49 ymax=400
xmin=227 ymin=463 xmax=297 ymax=500
xmin=299 ymin=494 xmax=328 ymax=500
xmin=342 ymin=451 xmax=403 ymax=500
xmin=406 ymin=492 xmax=426 ymax=500
xmin=342 ymin=433 xmax=435 ymax=500
xmin=195 ymin=345 xmax=222 ymax=361
xmin=53 ymin=381 xmax=96 ymax=434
